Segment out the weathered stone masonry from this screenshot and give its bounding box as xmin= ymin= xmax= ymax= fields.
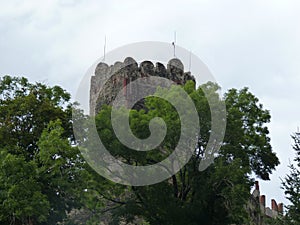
xmin=89 ymin=57 xmax=195 ymax=116
xmin=247 ymin=181 xmax=284 ymax=225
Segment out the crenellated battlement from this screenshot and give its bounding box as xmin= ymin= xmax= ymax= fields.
xmin=90 ymin=57 xmax=195 ymax=116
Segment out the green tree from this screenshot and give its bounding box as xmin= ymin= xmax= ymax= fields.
xmin=224 ymin=87 xmax=279 ymax=180
xmin=282 ymin=133 xmax=300 ymax=224
xmin=0 ymin=150 xmax=50 ymax=224
xmin=0 ymin=75 xmax=73 ymax=159
xmin=0 ymin=75 xmax=280 ymax=224
xmin=93 ymin=81 xmax=279 ymax=225
xmin=264 ymin=216 xmax=286 ymax=225
xmin=36 ymin=120 xmax=86 ymax=224
xmin=0 ymin=76 xmax=84 ymax=225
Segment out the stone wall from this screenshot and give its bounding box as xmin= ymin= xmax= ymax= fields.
xmin=90 ymin=57 xmax=195 ymax=116
xmin=247 ymin=181 xmax=284 ymax=225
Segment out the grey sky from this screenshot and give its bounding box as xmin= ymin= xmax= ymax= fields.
xmin=1 ymin=0 xmax=300 ymax=208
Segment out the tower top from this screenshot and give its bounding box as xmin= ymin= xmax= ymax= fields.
xmin=90 ymin=57 xmax=195 ymax=116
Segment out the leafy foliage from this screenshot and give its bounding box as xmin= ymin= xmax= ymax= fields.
xmin=0 ymin=150 xmax=49 ymax=224
xmin=282 ymin=133 xmax=300 ymax=224
xmin=0 ymin=75 xmax=280 ymax=225
xmin=94 ymin=81 xmax=279 ymax=225
xmin=0 ymin=76 xmax=83 ymax=225
xmin=224 ymin=88 xmax=279 ymax=180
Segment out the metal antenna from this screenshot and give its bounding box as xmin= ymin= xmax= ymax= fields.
xmin=103 ymin=35 xmax=106 ymax=61
xmin=172 ymin=31 xmax=176 ymax=58
xmin=189 ymin=50 xmax=192 ymax=71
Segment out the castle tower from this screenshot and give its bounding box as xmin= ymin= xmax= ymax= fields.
xmin=89 ymin=57 xmax=195 ymax=116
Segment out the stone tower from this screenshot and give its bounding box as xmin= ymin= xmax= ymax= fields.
xmin=89 ymin=57 xmax=195 ymax=116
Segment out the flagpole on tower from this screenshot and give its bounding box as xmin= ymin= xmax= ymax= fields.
xmin=172 ymin=31 xmax=176 ymax=58
xmin=189 ymin=50 xmax=192 ymax=72
xmin=103 ymin=35 xmax=106 ymax=61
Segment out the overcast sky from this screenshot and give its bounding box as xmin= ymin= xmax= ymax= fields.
xmin=1 ymin=0 xmax=300 ymax=208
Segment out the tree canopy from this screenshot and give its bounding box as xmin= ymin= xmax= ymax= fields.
xmin=92 ymin=81 xmax=279 ymax=225
xmin=0 ymin=76 xmax=84 ymax=225
xmin=282 ymin=133 xmax=300 ymax=224
xmin=0 ymin=75 xmax=280 ymax=225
